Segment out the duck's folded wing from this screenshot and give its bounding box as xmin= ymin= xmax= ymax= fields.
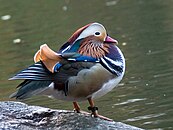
xmin=9 ymin=61 xmax=55 ymax=99
xmin=60 ymin=52 xmax=99 ymax=62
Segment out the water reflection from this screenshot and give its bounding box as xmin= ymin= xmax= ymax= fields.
xmin=125 ymin=113 xmax=166 ymax=122
xmin=113 ymin=98 xmax=147 ymax=106
xmin=0 ymin=0 xmax=173 ymax=129
xmin=1 ymin=15 xmax=11 ymax=21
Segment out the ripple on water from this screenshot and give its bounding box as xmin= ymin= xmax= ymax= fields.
xmin=1 ymin=15 xmax=11 ymax=20
xmin=124 ymin=113 xmax=166 ymax=122
xmin=113 ymin=98 xmax=147 ymax=106
xmin=128 ymin=80 xmax=141 ymax=84
xmin=153 ymin=72 xmax=173 ymax=78
xmin=146 ymin=48 xmax=173 ymax=55
xmin=105 ymin=1 xmax=118 ymax=6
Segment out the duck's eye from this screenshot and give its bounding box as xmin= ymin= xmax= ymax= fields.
xmin=95 ymin=32 xmax=101 ymax=36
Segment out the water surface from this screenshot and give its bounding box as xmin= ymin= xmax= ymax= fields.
xmin=0 ymin=0 xmax=173 ymax=129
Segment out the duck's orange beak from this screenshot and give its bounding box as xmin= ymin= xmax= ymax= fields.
xmin=104 ymin=36 xmax=118 ymax=44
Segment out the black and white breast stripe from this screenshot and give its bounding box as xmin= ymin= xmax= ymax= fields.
xmin=100 ymin=56 xmax=124 ymax=76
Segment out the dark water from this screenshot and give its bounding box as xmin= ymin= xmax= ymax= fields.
xmin=0 ymin=0 xmax=173 ymax=129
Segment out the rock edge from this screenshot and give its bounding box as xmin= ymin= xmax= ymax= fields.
xmin=0 ymin=101 xmax=143 ymax=130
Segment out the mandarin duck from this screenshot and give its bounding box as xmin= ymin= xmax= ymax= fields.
xmin=9 ymin=23 xmax=125 ymax=120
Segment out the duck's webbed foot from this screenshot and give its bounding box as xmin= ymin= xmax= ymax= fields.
xmin=87 ymin=98 xmax=113 ymax=121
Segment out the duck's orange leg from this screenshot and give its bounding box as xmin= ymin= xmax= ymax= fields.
xmin=73 ymin=102 xmax=80 ymax=113
xmin=87 ymin=97 xmax=99 ymax=117
xmin=87 ymin=97 xmax=113 ymax=121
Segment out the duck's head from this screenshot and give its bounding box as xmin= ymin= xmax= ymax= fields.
xmin=66 ymin=23 xmax=118 ymax=58
xmin=68 ymin=22 xmax=118 ymax=45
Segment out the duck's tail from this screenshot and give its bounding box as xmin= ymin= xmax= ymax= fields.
xmin=9 ymin=61 xmax=54 ymax=99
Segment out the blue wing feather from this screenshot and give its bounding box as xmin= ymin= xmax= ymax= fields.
xmin=65 ymin=39 xmax=81 ymax=52
xmin=67 ymin=55 xmax=99 ymax=62
xmin=57 ymin=39 xmax=100 ymax=63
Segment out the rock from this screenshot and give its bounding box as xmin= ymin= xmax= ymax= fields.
xmin=0 ymin=101 xmax=143 ymax=130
